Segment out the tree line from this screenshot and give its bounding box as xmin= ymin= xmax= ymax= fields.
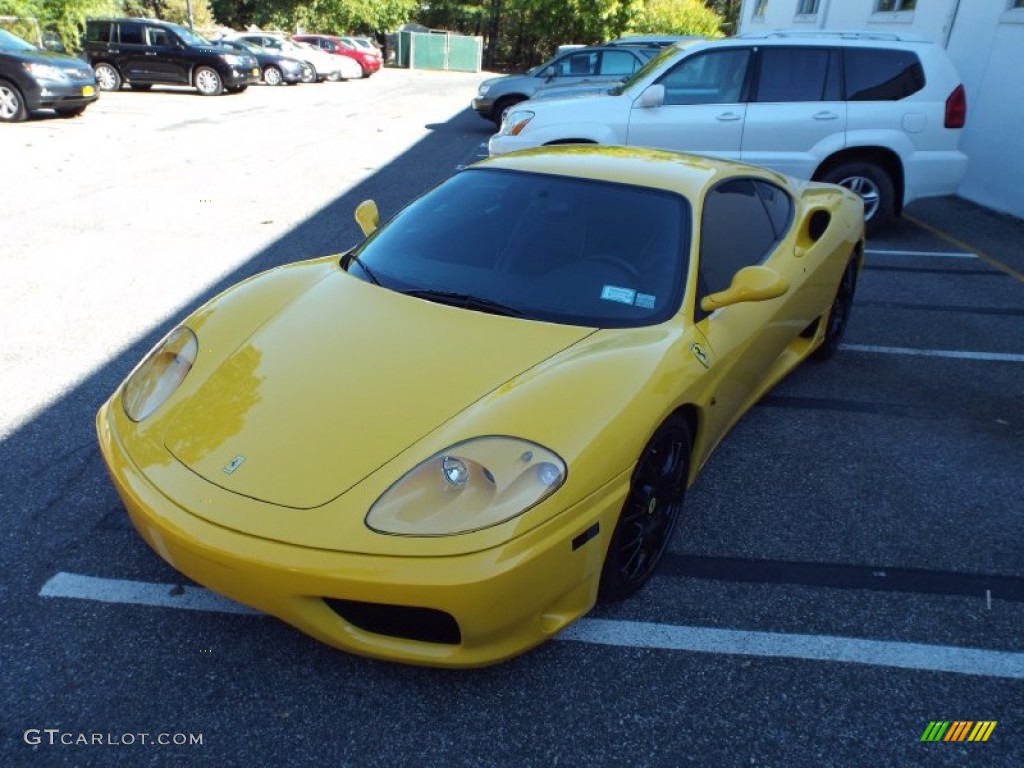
xmin=1 ymin=0 xmax=740 ymax=68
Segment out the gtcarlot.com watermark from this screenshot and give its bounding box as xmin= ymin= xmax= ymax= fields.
xmin=24 ymin=729 xmax=203 ymax=747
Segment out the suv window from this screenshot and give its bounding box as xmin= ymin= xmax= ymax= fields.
xmin=658 ymin=49 xmax=751 ymax=105
xmin=86 ymin=22 xmax=111 ymax=44
xmin=698 ymin=178 xmax=789 ymax=305
xmin=600 ymin=50 xmax=642 ymax=75
xmin=118 ymin=22 xmax=144 ymax=46
xmin=560 ymin=51 xmax=598 ymax=77
xmin=146 ymin=27 xmax=174 ymax=47
xmin=755 ymin=48 xmax=840 ymax=102
xmin=844 ymin=48 xmax=924 ymax=101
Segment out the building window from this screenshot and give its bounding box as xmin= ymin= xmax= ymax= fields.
xmin=752 ymin=0 xmax=769 ymax=18
xmin=876 ymin=0 xmax=917 ymax=11
xmin=796 ymin=0 xmax=820 ymax=14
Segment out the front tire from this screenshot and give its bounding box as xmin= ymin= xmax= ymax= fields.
xmin=599 ymin=415 xmax=692 ymax=601
xmin=93 ymin=63 xmax=122 ymax=92
xmin=813 ymin=256 xmax=859 ymax=361
xmin=263 ymin=66 xmax=283 ymax=86
xmin=0 ymin=79 xmax=27 ymax=122
xmin=194 ymin=67 xmax=223 ymax=96
xmin=300 ymin=65 xmax=315 ymax=84
xmin=819 ymin=161 xmax=895 ymax=231
xmin=492 ymin=95 xmax=525 ymax=127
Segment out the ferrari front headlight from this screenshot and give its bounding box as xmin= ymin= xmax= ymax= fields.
xmin=121 ymin=326 xmax=197 ymax=422
xmin=366 ymin=437 xmax=566 ymax=536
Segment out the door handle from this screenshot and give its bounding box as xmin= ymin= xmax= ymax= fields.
xmin=145 ymin=52 xmax=157 ymax=56
xmin=716 ymin=112 xmax=742 ymax=122
xmin=813 ymin=111 xmax=839 ymax=120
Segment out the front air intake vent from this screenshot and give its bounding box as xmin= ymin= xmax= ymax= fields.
xmin=324 ymin=598 xmax=461 ymax=645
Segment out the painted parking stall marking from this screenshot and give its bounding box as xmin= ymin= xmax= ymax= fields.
xmin=40 ymin=572 xmax=260 ymax=615
xmin=865 ymin=248 xmax=977 ymax=259
xmin=40 ymin=572 xmax=1024 ymax=679
xmin=839 ymin=344 xmax=1024 ymax=363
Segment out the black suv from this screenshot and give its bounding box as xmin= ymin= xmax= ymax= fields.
xmin=82 ymin=18 xmax=260 ymax=95
xmin=0 ymin=29 xmax=98 ymax=122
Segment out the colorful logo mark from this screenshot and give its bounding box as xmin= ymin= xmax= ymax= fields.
xmin=921 ymin=721 xmax=997 ymax=742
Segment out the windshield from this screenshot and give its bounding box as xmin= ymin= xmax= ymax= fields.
xmin=0 ymin=29 xmax=36 ymax=52
xmin=169 ymin=23 xmax=211 ymax=47
xmin=348 ymin=168 xmax=690 ymax=328
xmin=611 ymin=40 xmax=697 ymax=94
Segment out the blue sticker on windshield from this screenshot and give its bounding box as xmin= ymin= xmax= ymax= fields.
xmin=600 ymin=285 xmax=636 ymax=305
xmin=634 ymin=293 xmax=655 ymax=309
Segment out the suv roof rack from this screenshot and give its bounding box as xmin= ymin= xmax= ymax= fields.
xmin=604 ymin=35 xmax=701 ymax=47
xmin=740 ymin=29 xmax=929 ymax=43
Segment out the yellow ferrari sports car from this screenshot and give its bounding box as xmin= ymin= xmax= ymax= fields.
xmin=97 ymin=146 xmax=864 ymax=667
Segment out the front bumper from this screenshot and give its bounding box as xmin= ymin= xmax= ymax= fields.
xmin=25 ymin=79 xmax=98 ymax=111
xmin=488 ymin=132 xmax=543 ymax=156
xmin=96 ymin=399 xmax=626 ymax=667
xmin=226 ymin=64 xmax=261 ymax=86
xmin=472 ymin=96 xmax=495 ymax=119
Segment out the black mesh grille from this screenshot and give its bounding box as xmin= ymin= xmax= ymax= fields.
xmin=324 ymin=598 xmax=461 ymax=645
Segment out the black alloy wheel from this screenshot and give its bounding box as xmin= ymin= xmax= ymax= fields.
xmin=813 ymin=256 xmax=859 ymax=361
xmin=599 ymin=415 xmax=692 ymax=601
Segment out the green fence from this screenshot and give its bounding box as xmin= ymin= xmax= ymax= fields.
xmin=396 ymin=31 xmax=482 ymax=72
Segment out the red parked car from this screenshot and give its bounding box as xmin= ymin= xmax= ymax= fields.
xmin=292 ymin=34 xmax=381 ymax=78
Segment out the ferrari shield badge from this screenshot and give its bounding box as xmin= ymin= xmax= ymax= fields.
xmin=222 ymin=455 xmax=246 ymax=475
xmin=689 ymin=342 xmax=710 ymax=369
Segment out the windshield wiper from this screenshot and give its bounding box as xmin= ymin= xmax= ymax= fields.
xmin=402 ymin=289 xmax=526 ymax=318
xmin=342 ymin=251 xmax=381 ymax=286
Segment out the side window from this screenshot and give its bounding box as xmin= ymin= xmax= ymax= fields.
xmin=146 ymin=27 xmax=172 ymax=47
xmin=559 ymin=51 xmax=598 ymax=77
xmin=753 ymin=181 xmax=794 ymax=239
xmin=754 ymin=48 xmax=840 ymax=102
xmin=844 ymin=48 xmax=924 ymax=100
xmin=86 ymin=23 xmax=111 ymax=44
xmin=599 ymin=50 xmax=641 ymax=76
xmin=658 ymin=49 xmax=751 ymax=105
xmin=698 ymin=179 xmax=780 ymax=307
xmin=118 ymin=23 xmax=144 ymax=46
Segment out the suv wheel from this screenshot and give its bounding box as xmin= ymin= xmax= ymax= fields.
xmin=492 ymin=95 xmax=525 ymax=127
xmin=194 ymin=67 xmax=223 ymax=96
xmin=0 ymin=80 xmax=27 ymax=122
xmin=820 ymin=161 xmax=895 ymax=230
xmin=94 ymin=63 xmax=122 ymax=92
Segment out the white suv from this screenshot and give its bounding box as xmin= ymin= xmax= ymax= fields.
xmin=490 ymin=31 xmax=968 ymax=229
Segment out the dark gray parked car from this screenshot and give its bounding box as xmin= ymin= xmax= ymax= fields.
xmin=0 ymin=29 xmax=98 ymax=122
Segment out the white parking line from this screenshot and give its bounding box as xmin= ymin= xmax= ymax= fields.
xmin=558 ymin=618 xmax=1024 ymax=680
xmin=840 ymin=344 xmax=1024 ymax=363
xmin=865 ymin=248 xmax=976 ymax=259
xmin=40 ymin=572 xmax=1024 ymax=679
xmin=40 ymin=572 xmax=259 ymax=615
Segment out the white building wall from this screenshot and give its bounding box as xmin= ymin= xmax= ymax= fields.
xmin=739 ymin=0 xmax=1024 ymax=218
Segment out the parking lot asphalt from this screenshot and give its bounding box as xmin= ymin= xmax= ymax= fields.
xmin=1 ymin=70 xmax=1022 ymax=767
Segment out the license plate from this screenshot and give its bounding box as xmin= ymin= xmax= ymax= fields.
xmin=82 ymin=85 xmax=95 ymax=97
xmin=252 ymin=68 xmax=260 ymax=77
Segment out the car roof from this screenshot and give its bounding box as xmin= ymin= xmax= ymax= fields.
xmin=738 ymin=29 xmax=932 ymax=44
xmin=473 ymin=145 xmax=789 ymax=201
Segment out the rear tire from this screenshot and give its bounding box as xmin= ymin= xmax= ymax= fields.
xmin=819 ymin=161 xmax=895 ymax=232
xmin=0 ymin=79 xmax=27 ymax=122
xmin=813 ymin=256 xmax=859 ymax=361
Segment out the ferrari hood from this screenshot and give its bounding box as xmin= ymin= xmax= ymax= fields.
xmin=163 ymin=271 xmax=592 ymax=509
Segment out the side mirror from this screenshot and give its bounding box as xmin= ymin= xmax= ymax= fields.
xmin=540 ymin=66 xmax=555 ymax=80
xmin=700 ymin=265 xmax=789 ymax=313
xmin=354 ymin=199 xmax=379 ymax=236
xmin=635 ymin=84 xmax=665 ymax=109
